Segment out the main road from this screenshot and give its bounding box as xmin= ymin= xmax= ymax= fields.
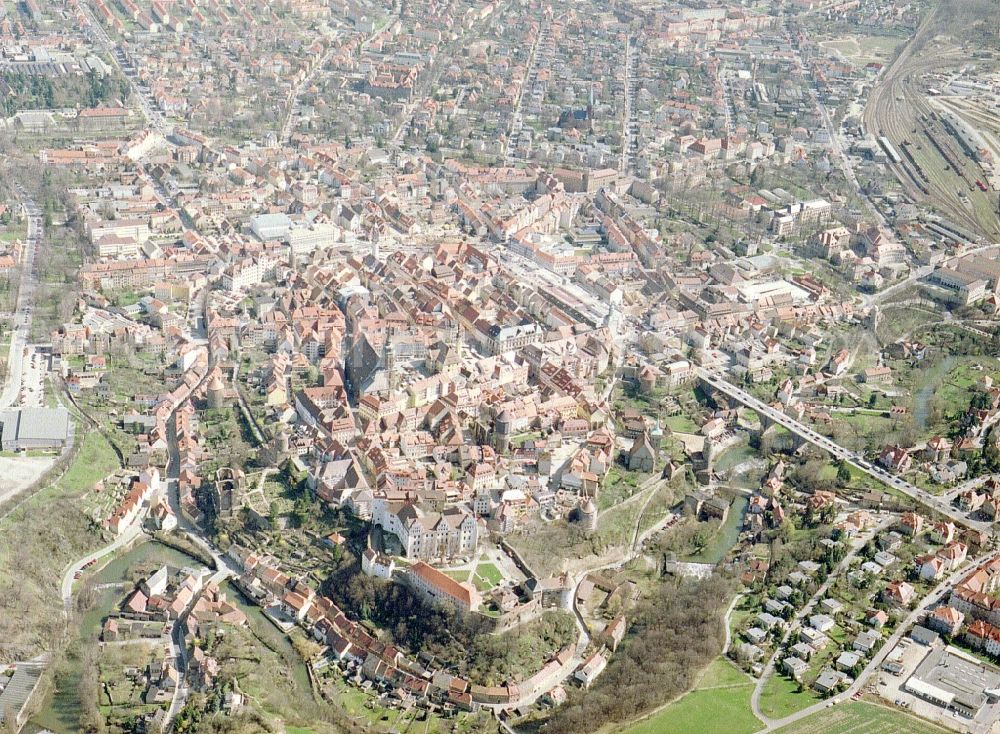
xmin=0 ymin=187 xmax=42 ymax=409
xmin=863 ymin=242 xmax=1000 ymax=309
xmin=695 ymin=367 xmax=990 ymax=532
xmin=804 ymin=63 xmax=886 ymax=230
xmin=78 ymin=2 xmax=166 ymax=133
xmin=756 ymin=548 xmax=1000 ymax=732
xmin=620 ymin=37 xmax=640 ymax=173
xmin=750 ymin=518 xmax=892 ymax=725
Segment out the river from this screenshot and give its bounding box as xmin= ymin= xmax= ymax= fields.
xmin=713 ymin=444 xmax=764 ymax=489
xmin=27 ymin=541 xmax=205 ymax=734
xmin=682 ymin=494 xmax=749 ymax=564
xmin=219 ymin=580 xmax=313 ymax=694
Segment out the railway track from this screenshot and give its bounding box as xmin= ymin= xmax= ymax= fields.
xmin=864 ymin=8 xmax=1000 ymax=240
xmin=886 ymin=83 xmax=992 ymax=237
xmin=920 ymin=117 xmax=976 ymax=192
xmin=892 ymin=136 xmax=930 ymax=195
xmin=935 ymin=98 xmax=1000 ymax=170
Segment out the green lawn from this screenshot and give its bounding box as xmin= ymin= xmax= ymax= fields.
xmin=759 ymin=672 xmax=821 ymax=719
xmin=775 ymin=701 xmax=950 ymax=734
xmin=856 ymin=35 xmax=903 ymax=58
xmin=472 ymin=575 xmax=494 ymax=592
xmin=509 ymin=431 xmax=543 ymax=448
xmin=622 ymin=657 xmax=760 ymax=734
xmin=465 ymin=563 xmax=500 ymax=592
xmin=729 ymin=607 xmax=754 ymax=637
xmin=475 ymin=562 xmax=503 ymax=586
xmin=695 ymin=657 xmax=755 ymax=688
xmin=819 ymin=35 xmax=902 ymax=65
xmin=622 ymin=687 xmax=761 ymax=734
xmin=827 ymin=624 xmax=848 ymax=646
xmin=664 ymin=414 xmax=699 ymax=434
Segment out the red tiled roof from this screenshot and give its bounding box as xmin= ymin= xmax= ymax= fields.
xmin=409 ymin=561 xmax=474 ymax=606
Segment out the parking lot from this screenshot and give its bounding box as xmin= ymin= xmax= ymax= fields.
xmin=877 ymin=639 xmax=1000 ymax=733
xmin=18 ymin=347 xmax=46 ymax=408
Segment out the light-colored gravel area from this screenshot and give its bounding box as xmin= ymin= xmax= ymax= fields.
xmin=0 ymin=455 xmax=57 ymax=506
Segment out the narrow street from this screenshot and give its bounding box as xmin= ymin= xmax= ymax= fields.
xmin=280 ymin=43 xmax=338 ymax=144
xmin=758 ymin=548 xmax=1000 ymax=732
xmin=750 ymin=518 xmax=893 ymax=724
xmin=159 ymin=407 xmax=238 ymax=731
xmin=502 ymin=17 xmax=548 ymax=164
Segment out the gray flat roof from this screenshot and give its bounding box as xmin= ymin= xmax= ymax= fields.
xmin=0 ymin=407 xmax=70 ymax=444
xmin=16 ymin=407 xmax=70 ymax=441
xmin=912 ymin=646 xmax=1000 ymax=713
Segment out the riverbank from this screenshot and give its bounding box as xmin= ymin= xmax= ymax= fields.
xmin=28 ymin=541 xmax=205 ymax=734
xmin=0 ymin=430 xmax=121 ymax=664
xmin=682 ymin=494 xmax=749 ymax=565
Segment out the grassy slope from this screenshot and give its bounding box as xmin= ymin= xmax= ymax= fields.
xmin=0 ymin=430 xmax=119 ymax=662
xmin=775 ymin=701 xmax=950 ymax=734
xmin=622 ymin=657 xmax=761 ymax=734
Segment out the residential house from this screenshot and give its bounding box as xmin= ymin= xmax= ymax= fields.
xmin=927 ymin=606 xmax=965 ymax=637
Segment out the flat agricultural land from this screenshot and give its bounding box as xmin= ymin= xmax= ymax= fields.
xmin=774 ymin=701 xmax=951 ymax=734
xmin=622 ymin=657 xmax=761 ymax=734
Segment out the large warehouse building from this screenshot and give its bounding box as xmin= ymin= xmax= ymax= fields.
xmin=0 ymin=407 xmax=71 ymax=452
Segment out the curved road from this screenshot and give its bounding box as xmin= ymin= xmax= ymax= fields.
xmin=755 ymin=548 xmax=1000 ymax=732
xmin=749 ymin=518 xmax=892 ymax=725
xmin=723 ymin=592 xmax=744 ymax=655
xmin=548 ymin=478 xmax=678 ymax=712
xmin=862 ymin=242 xmax=1000 ymax=311
xmin=60 ymin=524 xmax=147 ymax=615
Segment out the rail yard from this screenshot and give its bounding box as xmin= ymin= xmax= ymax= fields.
xmin=864 ymin=1 xmax=1000 ymax=243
